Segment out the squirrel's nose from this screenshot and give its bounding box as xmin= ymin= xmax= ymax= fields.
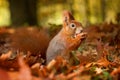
xmin=75 ymin=27 xmax=83 ymax=34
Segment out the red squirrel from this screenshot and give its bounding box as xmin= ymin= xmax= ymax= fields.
xmin=46 ymin=11 xmax=87 ymax=64
xmin=0 ymin=11 xmax=86 ymax=65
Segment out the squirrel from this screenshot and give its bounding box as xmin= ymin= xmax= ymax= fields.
xmin=46 ymin=11 xmax=87 ymax=64
xmin=0 ymin=11 xmax=86 ymax=65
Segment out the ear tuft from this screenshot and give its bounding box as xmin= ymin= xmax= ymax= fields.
xmin=62 ymin=10 xmax=75 ymax=23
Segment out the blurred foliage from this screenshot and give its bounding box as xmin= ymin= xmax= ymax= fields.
xmin=0 ymin=0 xmax=120 ymax=27
xmin=0 ymin=0 xmax=10 ymax=26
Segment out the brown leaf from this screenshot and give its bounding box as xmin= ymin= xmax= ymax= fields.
xmin=0 ymin=51 xmax=12 ymax=60
xmin=66 ymin=66 xmax=84 ymax=79
xmin=0 ymin=69 xmax=11 ymax=80
xmin=18 ymin=56 xmax=32 ymax=80
xmin=97 ymin=57 xmax=111 ymax=67
xmin=111 ymin=66 xmax=120 ymax=76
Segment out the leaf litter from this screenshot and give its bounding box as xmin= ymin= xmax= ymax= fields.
xmin=0 ymin=23 xmax=120 ymax=80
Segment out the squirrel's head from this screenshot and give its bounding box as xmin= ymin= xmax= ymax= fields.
xmin=62 ymin=10 xmax=84 ymax=38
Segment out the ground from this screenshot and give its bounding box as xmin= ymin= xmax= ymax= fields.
xmin=0 ymin=22 xmax=120 ymax=80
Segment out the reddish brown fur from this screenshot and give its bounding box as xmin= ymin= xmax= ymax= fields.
xmin=10 ymin=27 xmax=50 ymax=59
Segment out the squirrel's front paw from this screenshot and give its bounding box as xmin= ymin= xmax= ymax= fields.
xmin=80 ymin=32 xmax=87 ymax=39
xmin=75 ymin=32 xmax=87 ymax=39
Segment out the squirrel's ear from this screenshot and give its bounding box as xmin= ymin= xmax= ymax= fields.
xmin=62 ymin=10 xmax=75 ymax=23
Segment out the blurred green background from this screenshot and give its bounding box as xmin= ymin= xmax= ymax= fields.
xmin=0 ymin=0 xmax=120 ymax=27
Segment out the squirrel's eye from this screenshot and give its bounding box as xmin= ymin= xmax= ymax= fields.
xmin=70 ymin=23 xmax=76 ymax=28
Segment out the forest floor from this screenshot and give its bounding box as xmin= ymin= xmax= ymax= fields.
xmin=0 ymin=22 xmax=120 ymax=80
